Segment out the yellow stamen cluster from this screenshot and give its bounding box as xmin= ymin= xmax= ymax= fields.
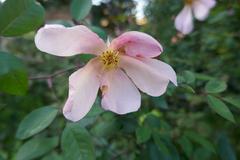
xmin=100 ymin=49 xmax=120 ymax=70
xmin=185 ymin=0 xmax=193 ymax=4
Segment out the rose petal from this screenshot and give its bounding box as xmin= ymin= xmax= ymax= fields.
xmin=193 ymin=1 xmax=210 ymax=21
xmin=175 ymin=5 xmax=194 ymax=35
xmin=63 ymin=59 xmax=100 ymax=122
xmin=199 ymin=0 xmax=216 ymax=9
xmin=110 ymin=31 xmax=163 ymax=58
xmin=140 ymin=58 xmax=177 ymax=86
xmin=35 ymin=25 xmax=106 ymax=57
xmin=120 ymin=55 xmax=176 ymax=97
xmin=101 ymin=69 xmax=141 ymax=114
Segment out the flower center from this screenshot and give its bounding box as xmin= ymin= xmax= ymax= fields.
xmin=184 ymin=0 xmax=193 ymax=4
xmin=100 ymin=49 xmax=120 ymax=70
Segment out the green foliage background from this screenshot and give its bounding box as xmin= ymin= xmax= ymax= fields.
xmin=0 ymin=0 xmax=239 ymax=160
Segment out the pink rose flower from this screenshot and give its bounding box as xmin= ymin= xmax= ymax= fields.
xmin=35 ymin=25 xmax=177 ymax=122
xmin=175 ymin=0 xmax=216 ymax=34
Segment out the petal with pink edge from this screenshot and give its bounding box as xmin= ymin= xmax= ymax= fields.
xmin=175 ymin=5 xmax=193 ymax=35
xmin=35 ymin=25 xmax=106 ymax=57
xmin=63 ymin=59 xmax=100 ymax=122
xmin=193 ymin=1 xmax=210 ymax=21
xmin=120 ymin=55 xmax=177 ymax=97
xmin=110 ymin=31 xmax=163 ymax=58
xmin=101 ymin=69 xmax=141 ymax=114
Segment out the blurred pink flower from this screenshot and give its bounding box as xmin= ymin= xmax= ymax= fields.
xmin=35 ymin=25 xmax=177 ymax=122
xmin=175 ymin=0 xmax=216 ymax=34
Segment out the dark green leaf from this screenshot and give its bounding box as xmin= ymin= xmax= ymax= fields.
xmin=152 ymin=133 xmax=169 ymax=155
xmin=177 ymin=135 xmax=193 ymax=158
xmin=0 ymin=52 xmax=28 ymax=95
xmin=217 ymin=133 xmax=236 ymax=160
xmin=185 ymin=131 xmax=215 ymax=153
xmin=61 ymin=123 xmax=95 ymax=160
xmin=207 ymin=95 xmax=235 ymax=123
xmin=70 ymin=0 xmax=92 ymax=21
xmin=0 ymin=0 xmax=45 ymax=36
xmin=16 ymin=106 xmax=58 ymax=140
xmin=223 ymin=96 xmax=240 ymax=109
xmin=205 ymin=80 xmax=227 ymax=93
xmin=136 ymin=126 xmax=151 ymax=144
xmin=16 ymin=137 xmax=58 ymax=160
xmin=151 ymin=96 xmax=169 ymax=109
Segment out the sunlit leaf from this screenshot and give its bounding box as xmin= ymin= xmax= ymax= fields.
xmin=61 ymin=123 xmax=95 ymax=160
xmin=16 ymin=137 xmax=58 ymax=160
xmin=70 ymin=0 xmax=92 ymax=21
xmin=0 ymin=52 xmax=28 ymax=95
xmin=0 ymin=0 xmax=45 ymax=36
xmin=207 ymin=95 xmax=235 ymax=123
xmin=16 ymin=106 xmax=58 ymax=140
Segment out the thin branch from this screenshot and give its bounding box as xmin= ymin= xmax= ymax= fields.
xmin=29 ymin=64 xmax=84 ymax=80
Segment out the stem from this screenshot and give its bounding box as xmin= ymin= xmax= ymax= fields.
xmin=29 ymin=64 xmax=84 ymax=80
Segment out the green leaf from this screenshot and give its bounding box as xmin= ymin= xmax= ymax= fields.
xmin=205 ymin=80 xmax=227 ymax=93
xmin=217 ymin=133 xmax=236 ymax=160
xmin=151 ymin=96 xmax=169 ymax=109
xmin=185 ymin=131 xmax=215 ymax=153
xmin=41 ymin=152 xmax=63 ymax=160
xmin=136 ymin=126 xmax=151 ymax=144
xmin=152 ymin=133 xmax=170 ymax=155
xmin=207 ymin=95 xmax=235 ymax=123
xmin=0 ymin=52 xmax=28 ymax=95
xmin=90 ymin=26 xmax=107 ymax=41
xmin=180 ymin=84 xmax=195 ymax=93
xmin=16 ymin=137 xmax=58 ymax=160
xmin=223 ymin=96 xmax=240 ymax=109
xmin=70 ymin=0 xmax=92 ymax=21
xmin=16 ymin=106 xmax=58 ymax=140
xmin=61 ymin=123 xmax=95 ymax=160
xmin=85 ymin=98 xmax=104 ymax=117
xmin=77 ymin=54 xmax=95 ymax=63
xmin=182 ymin=70 xmax=196 ymax=84
xmin=0 ymin=0 xmax=45 ymax=36
xmin=177 ymin=135 xmax=193 ymax=158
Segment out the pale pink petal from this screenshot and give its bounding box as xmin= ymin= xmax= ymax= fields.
xmin=35 ymin=25 xmax=107 ymax=57
xmin=101 ymin=69 xmax=141 ymax=114
xmin=110 ymin=31 xmax=163 ymax=58
xmin=174 ymin=5 xmax=194 ymax=35
xmin=120 ymin=55 xmax=176 ymax=97
xmin=140 ymin=58 xmax=177 ymax=86
xmin=199 ymin=0 xmax=216 ymax=9
xmin=63 ymin=59 xmax=100 ymax=122
xmin=193 ymin=1 xmax=210 ymax=21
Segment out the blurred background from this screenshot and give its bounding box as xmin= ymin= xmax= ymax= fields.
xmin=0 ymin=0 xmax=240 ymax=160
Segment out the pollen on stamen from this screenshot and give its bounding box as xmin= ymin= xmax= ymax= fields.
xmin=100 ymin=49 xmax=120 ymax=70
